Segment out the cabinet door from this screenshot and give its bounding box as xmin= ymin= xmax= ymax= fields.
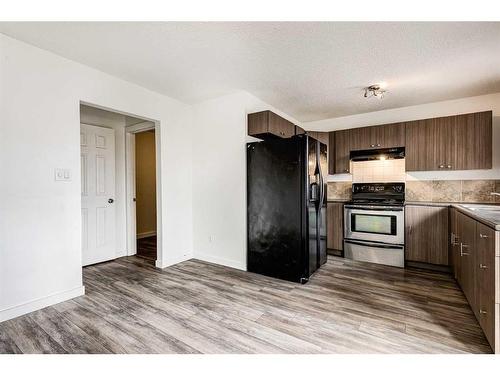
xmin=328 ymin=132 xmax=335 ymax=175
xmin=295 ymin=125 xmax=306 ymax=135
xmin=449 ymin=208 xmax=461 ymax=279
xmin=307 ymin=131 xmax=329 ymax=147
xmin=248 ymin=111 xmax=295 ymax=139
xmin=349 ymin=126 xmax=373 ymax=151
xmin=248 ymin=111 xmax=269 ymax=136
xmin=268 ymin=111 xmax=295 ymax=138
xmin=435 ymin=116 xmax=456 ymax=171
xmin=405 ymin=119 xmax=438 ymax=171
xmin=327 ymin=202 xmax=344 ymax=251
xmin=454 ymin=111 xmax=492 ymax=170
xmin=458 ymin=212 xmax=477 ymax=311
xmin=334 ymin=129 xmax=351 ymax=174
xmin=476 ymin=222 xmax=495 ymax=348
xmin=380 ymin=123 xmax=405 ymax=148
xmin=405 ymin=118 xmax=454 ymax=171
xmin=405 ymin=205 xmax=449 ymax=265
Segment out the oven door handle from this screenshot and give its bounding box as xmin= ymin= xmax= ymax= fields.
xmin=344 ymin=239 xmax=404 ymax=250
xmin=345 ymin=205 xmax=404 ymax=212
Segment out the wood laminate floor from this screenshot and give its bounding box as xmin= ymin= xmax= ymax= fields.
xmin=0 ymin=256 xmax=492 ymax=354
xmin=136 ymin=236 xmax=157 ymax=262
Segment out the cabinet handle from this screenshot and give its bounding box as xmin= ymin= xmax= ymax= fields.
xmin=370 ymin=144 xmax=375 ymax=148
xmin=479 ymin=264 xmax=488 ymax=269
xmin=377 ymin=143 xmax=381 ymax=147
xmin=480 ymin=309 xmax=487 ymax=315
xmin=447 ymin=164 xmax=452 ymax=169
xmin=480 ymin=233 xmax=488 ymax=238
xmin=460 ymin=243 xmax=469 ymax=256
xmin=438 ymin=164 xmax=444 ymax=169
xmin=344 ymin=168 xmax=349 ymax=173
xmin=409 ymin=225 xmax=413 ymax=234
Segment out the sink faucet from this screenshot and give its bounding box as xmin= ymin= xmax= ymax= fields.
xmin=491 ymin=192 xmax=500 ymax=196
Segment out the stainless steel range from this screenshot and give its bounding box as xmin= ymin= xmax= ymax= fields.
xmin=344 ymin=182 xmax=405 ymax=267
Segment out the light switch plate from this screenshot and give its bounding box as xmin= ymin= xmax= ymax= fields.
xmin=55 ymin=168 xmax=71 ymax=181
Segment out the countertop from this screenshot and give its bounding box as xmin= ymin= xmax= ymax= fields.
xmin=451 ymin=204 xmax=500 ymax=231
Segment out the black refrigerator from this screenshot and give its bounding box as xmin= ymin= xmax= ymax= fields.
xmin=247 ymin=134 xmax=327 ymax=283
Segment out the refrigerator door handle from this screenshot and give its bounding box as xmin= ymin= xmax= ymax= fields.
xmin=316 ymin=146 xmax=325 ymax=210
xmin=310 ymin=182 xmax=319 ymax=202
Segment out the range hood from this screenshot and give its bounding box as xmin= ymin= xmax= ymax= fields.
xmin=350 ymin=147 xmax=405 ymax=162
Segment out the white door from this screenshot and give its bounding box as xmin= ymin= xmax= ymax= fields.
xmin=81 ymin=124 xmax=116 ymax=266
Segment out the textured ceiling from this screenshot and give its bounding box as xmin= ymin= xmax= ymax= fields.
xmin=2 ymin=22 xmax=500 ymax=122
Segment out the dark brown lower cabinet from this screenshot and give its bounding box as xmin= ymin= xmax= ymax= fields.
xmin=449 ymin=208 xmax=460 ymax=279
xmin=327 ymin=202 xmax=344 ymax=253
xmin=476 ymin=222 xmax=496 ymax=349
xmin=452 ymin=208 xmax=499 ymax=353
xmin=457 ymin=212 xmax=477 ymax=310
xmin=405 ymin=205 xmax=449 ymax=265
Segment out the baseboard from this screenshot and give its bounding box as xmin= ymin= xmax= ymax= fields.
xmin=137 ymin=231 xmax=156 ymax=239
xmin=156 ymin=252 xmax=193 ymax=269
xmin=405 ymin=261 xmax=451 ymax=274
xmin=0 ymin=285 xmax=85 ymax=323
xmin=327 ymin=248 xmax=344 ymax=257
xmin=193 ymin=252 xmax=246 ymax=271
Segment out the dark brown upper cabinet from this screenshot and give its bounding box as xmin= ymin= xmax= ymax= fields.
xmin=334 ymin=129 xmax=351 ymax=174
xmin=306 ymin=131 xmax=329 ymax=146
xmin=328 ymin=132 xmax=335 ymax=175
xmin=405 ymin=111 xmax=492 ymax=171
xmin=454 ymin=111 xmax=492 ymax=170
xmin=295 ymin=125 xmax=306 ymax=135
xmin=248 ymin=111 xmax=295 ymax=139
xmin=349 ymin=123 xmax=405 ymax=151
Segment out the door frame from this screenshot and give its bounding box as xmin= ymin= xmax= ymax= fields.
xmin=79 ymin=101 xmax=163 ymax=269
xmin=125 ymin=121 xmax=163 ymax=268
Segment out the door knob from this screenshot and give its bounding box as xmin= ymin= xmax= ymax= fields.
xmin=108 ymin=198 xmax=114 ymax=204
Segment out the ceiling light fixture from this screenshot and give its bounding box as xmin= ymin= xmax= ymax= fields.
xmin=364 ymin=84 xmax=387 ymax=99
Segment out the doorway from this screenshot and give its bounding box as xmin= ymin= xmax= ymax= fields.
xmin=134 ymin=129 xmax=157 ymax=262
xmin=79 ymin=103 xmax=161 ymax=267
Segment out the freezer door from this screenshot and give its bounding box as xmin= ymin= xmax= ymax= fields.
xmin=247 ymin=138 xmax=305 ymax=282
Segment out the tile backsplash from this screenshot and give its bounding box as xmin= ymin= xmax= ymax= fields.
xmin=351 ymin=159 xmax=406 ymax=183
xmin=328 ymin=180 xmax=500 ymax=203
xmin=327 ymin=182 xmax=352 ymax=201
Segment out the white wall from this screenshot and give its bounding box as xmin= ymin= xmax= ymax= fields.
xmin=191 ymin=91 xmax=298 ymax=270
xmin=0 ymin=34 xmax=193 ymax=322
xmin=304 ymin=93 xmax=500 ymax=181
